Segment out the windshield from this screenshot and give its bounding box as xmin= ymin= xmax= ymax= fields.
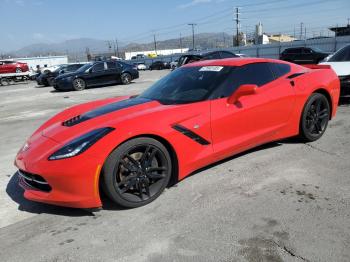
xmin=140 ymin=66 xmax=235 ymax=104
xmin=76 ymin=63 xmax=93 ymax=72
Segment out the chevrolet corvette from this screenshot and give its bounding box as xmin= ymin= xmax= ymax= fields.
xmin=15 ymin=58 xmax=340 ymax=209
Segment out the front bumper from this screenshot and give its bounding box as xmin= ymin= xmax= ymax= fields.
xmin=15 ymin=135 xmax=103 ymax=208
xmin=339 ymin=75 xmax=350 ymax=96
xmin=54 ymin=77 xmax=74 ymax=90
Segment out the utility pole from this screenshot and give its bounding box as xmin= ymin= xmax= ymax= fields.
xmin=188 ymin=23 xmax=197 ymax=50
xmin=153 ymin=34 xmax=157 ymax=54
xmin=234 ymin=7 xmax=241 ymax=46
xmin=115 ymin=39 xmax=120 ymax=58
xmin=179 ymin=33 xmax=183 ymax=53
xmin=300 ymin=22 xmax=304 ymax=40
xmin=304 ymin=27 xmax=307 ymax=40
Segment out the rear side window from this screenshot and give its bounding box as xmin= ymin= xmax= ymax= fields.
xmin=203 ymin=52 xmax=221 ymax=60
xmin=329 ymin=45 xmax=350 ymax=62
xmin=220 ymin=51 xmax=236 ymax=58
xmin=107 ymin=61 xmax=117 ymax=69
xmin=269 ymin=63 xmax=291 ymax=79
xmin=209 ymin=63 xmax=275 ymax=99
xmin=92 ymin=62 xmax=105 ymax=72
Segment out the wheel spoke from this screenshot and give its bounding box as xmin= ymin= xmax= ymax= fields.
xmin=148 ymin=148 xmax=158 ymax=163
xmin=314 ymin=122 xmax=322 ymax=133
xmin=120 ymin=159 xmax=137 ymax=172
xmin=315 ymin=99 xmax=322 ymax=114
xmin=148 ymin=173 xmax=166 ymax=179
xmin=140 ymin=145 xmax=151 ymax=165
xmin=318 ymin=109 xmax=329 ymax=119
xmin=125 ymin=154 xmax=140 ymax=168
xmin=119 ymin=177 xmax=137 ymax=193
xmin=147 ymin=166 xmax=167 ymax=172
xmin=138 ymin=180 xmax=144 ymax=200
xmin=144 ymin=179 xmax=151 ymax=197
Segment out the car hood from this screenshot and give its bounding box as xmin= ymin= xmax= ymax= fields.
xmin=56 ymin=72 xmax=77 ymax=80
xmin=39 ymin=96 xmax=163 ymax=143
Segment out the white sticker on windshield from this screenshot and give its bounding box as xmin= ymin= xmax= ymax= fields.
xmin=199 ymin=66 xmax=223 ymax=72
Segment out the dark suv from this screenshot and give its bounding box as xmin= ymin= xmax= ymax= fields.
xmin=54 ymin=60 xmax=139 ymax=91
xmin=280 ymin=47 xmax=330 ymax=64
xmin=177 ymin=50 xmax=239 ymax=68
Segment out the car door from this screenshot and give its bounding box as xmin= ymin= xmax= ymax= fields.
xmin=210 ymin=62 xmax=294 ymax=160
xmin=106 ymin=61 xmax=122 ymax=83
xmin=301 ymin=48 xmax=314 ymax=64
xmin=85 ymin=62 xmax=107 ymax=86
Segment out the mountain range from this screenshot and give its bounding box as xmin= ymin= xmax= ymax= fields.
xmin=3 ymin=32 xmax=233 ymax=59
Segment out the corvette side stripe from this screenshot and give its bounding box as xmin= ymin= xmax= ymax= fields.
xmin=172 ymin=124 xmax=210 ymax=145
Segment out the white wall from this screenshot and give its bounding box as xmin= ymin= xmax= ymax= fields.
xmin=14 ymin=56 xmax=68 ymax=70
xmin=125 ymin=48 xmax=189 ymax=60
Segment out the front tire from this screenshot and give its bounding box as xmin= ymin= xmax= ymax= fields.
xmin=72 ymin=78 xmax=86 ymax=91
xmin=102 ymin=137 xmax=172 ymax=208
xmin=300 ymin=93 xmax=330 ymax=142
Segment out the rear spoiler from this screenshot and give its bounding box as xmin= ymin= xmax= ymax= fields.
xmin=303 ymin=64 xmax=331 ymax=69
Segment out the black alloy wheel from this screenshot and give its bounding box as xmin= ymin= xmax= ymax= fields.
xmin=72 ymin=78 xmax=86 ymax=91
xmin=300 ymin=93 xmax=330 ymax=142
xmin=102 ymin=137 xmax=172 ymax=208
xmin=121 ymin=73 xmax=131 ymax=85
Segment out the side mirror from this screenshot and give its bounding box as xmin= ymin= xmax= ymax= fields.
xmin=227 ymin=84 xmax=258 ymax=104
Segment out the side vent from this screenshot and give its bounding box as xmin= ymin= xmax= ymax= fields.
xmin=287 ymin=72 xmax=305 ymax=79
xmin=172 ymin=124 xmax=210 ymax=145
xmin=62 ymin=115 xmax=83 ymax=127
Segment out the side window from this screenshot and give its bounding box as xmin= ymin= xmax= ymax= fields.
xmin=329 ymin=46 xmax=350 ymax=62
xmin=303 ymin=48 xmax=312 ymax=54
xmin=238 ymin=63 xmax=275 ymax=87
xmin=269 ymin=63 xmax=291 ymax=79
xmin=107 ymin=61 xmax=117 ymax=69
xmin=220 ymin=51 xmax=235 ymax=58
xmin=210 ymin=63 xmax=275 ymax=99
xmin=92 ymin=62 xmax=104 ymax=72
xmin=204 ymin=52 xmax=221 ymax=60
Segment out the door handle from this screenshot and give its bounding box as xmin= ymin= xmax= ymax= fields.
xmin=289 ymin=80 xmax=295 ymax=87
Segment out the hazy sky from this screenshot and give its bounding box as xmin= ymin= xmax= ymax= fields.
xmin=0 ymin=0 xmax=349 ymax=51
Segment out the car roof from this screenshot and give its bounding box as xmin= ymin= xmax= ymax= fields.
xmin=183 ymin=57 xmax=290 ymax=68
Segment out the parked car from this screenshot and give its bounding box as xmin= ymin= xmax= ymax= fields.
xmin=149 ymin=61 xmax=170 ymax=70
xmin=279 ymin=47 xmax=330 ymax=64
xmin=134 ymin=62 xmax=147 ymax=71
xmin=15 ymin=58 xmax=340 ymax=209
xmin=177 ymin=50 xmax=239 ymax=68
xmin=0 ymin=60 xmax=29 ymax=74
xmin=54 ymin=60 xmax=139 ymax=91
xmin=320 ymin=44 xmax=350 ymax=96
xmin=37 ymin=63 xmax=85 ymax=86
xmin=170 ymin=60 xmax=178 ymax=70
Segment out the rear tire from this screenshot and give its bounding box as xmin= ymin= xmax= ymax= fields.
xmin=72 ymin=78 xmax=86 ymax=91
xmin=121 ymin=73 xmax=131 ymax=85
xmin=102 ymin=137 xmax=172 ymax=208
xmin=299 ymin=93 xmax=330 ymax=142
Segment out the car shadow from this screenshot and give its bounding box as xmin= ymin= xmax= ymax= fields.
xmin=170 ymin=141 xmax=284 ymax=187
xmin=6 ymin=172 xmax=95 ymax=217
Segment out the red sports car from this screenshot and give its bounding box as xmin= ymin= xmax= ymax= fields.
xmin=15 ymin=58 xmax=340 ymax=209
xmin=0 ymin=60 xmax=29 ymax=74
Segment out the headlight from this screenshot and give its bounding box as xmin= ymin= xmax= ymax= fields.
xmin=48 ymin=127 xmax=114 ymax=160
